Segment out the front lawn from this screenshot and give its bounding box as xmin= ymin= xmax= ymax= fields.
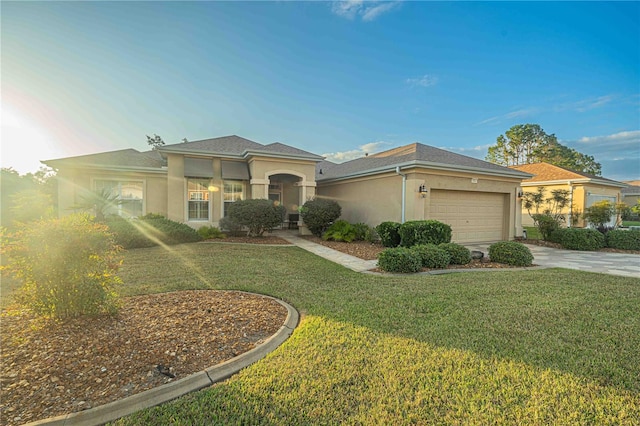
xmin=103 ymin=242 xmax=640 ymax=424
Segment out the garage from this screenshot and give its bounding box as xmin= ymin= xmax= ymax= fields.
xmin=429 ymin=190 xmax=506 ymax=243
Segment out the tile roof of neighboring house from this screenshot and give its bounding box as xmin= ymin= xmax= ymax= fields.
xmin=316 ymin=143 xmax=530 ymax=181
xmin=42 ymin=149 xmax=165 ymax=170
xmin=622 ymin=185 xmax=640 ymax=195
xmin=159 ymin=135 xmax=323 ymax=160
xmin=510 ymin=162 xmax=626 ymax=187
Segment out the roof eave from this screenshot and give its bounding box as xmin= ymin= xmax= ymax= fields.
xmin=243 ymin=149 xmax=324 ymax=162
xmin=521 ymin=178 xmax=626 ymax=188
xmin=40 ymin=160 xmax=167 ymax=174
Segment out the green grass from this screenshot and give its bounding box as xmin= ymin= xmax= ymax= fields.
xmin=7 ymin=242 xmax=640 ymax=424
xmin=524 ymin=226 xmax=542 ymax=240
xmin=622 ymin=220 xmax=640 ymax=227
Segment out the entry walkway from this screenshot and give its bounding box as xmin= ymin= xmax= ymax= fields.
xmin=276 ymin=231 xmax=639 ymax=278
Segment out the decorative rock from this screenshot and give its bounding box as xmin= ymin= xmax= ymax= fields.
xmin=471 ymin=250 xmax=484 ymax=260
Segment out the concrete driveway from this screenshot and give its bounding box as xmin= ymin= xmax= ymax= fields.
xmin=466 ymin=243 xmax=640 ymax=279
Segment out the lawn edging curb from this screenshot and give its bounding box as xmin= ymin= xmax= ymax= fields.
xmin=23 ymin=294 xmax=299 ymax=426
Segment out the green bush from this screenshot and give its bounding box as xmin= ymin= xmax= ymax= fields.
xmin=548 ymin=228 xmax=565 ymax=244
xmin=377 ymin=247 xmax=422 ymax=273
xmin=226 ymin=199 xmax=286 ymax=236
xmin=438 ymin=242 xmax=472 ymax=265
xmin=219 ymin=217 xmax=245 ymax=237
xmin=605 ymin=229 xmax=640 ymax=250
xmin=411 ymin=244 xmax=450 ymax=269
xmin=399 ymin=220 xmax=452 ymax=247
xmin=107 ymin=216 xmax=202 ymax=249
xmin=375 ymin=221 xmax=401 ymax=247
xmin=197 ymin=226 xmax=226 ymax=240
xmin=323 ymin=220 xmax=357 ymax=242
xmin=352 ymin=222 xmax=376 ymax=242
xmin=532 ymin=213 xmax=561 ymax=241
xmin=558 ymin=228 xmax=605 ymax=251
xmin=488 ymin=241 xmax=534 ymax=266
xmin=2 ymin=213 xmax=122 ymax=318
xmin=299 ymin=198 xmax=342 ymax=237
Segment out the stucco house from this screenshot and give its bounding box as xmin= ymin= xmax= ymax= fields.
xmin=43 ymin=135 xmax=532 ymax=244
xmin=621 ymin=184 xmax=640 ymax=208
xmin=510 ymin=162 xmax=625 ymax=228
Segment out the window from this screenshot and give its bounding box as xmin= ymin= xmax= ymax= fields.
xmin=94 ymin=180 xmax=143 ymax=218
xmin=188 ymin=179 xmax=210 ymax=220
xmin=223 ymin=181 xmax=244 ymax=216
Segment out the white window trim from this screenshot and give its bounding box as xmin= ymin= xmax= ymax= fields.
xmin=185 ymin=178 xmax=212 ymax=222
xmin=223 ymin=180 xmax=245 ymax=216
xmin=90 ymin=178 xmax=146 ymax=218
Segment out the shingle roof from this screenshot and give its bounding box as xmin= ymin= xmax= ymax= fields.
xmin=42 ymin=149 xmax=165 ymax=169
xmin=316 ymin=143 xmax=529 ymax=181
xmin=510 ymin=162 xmax=625 ymax=187
xmin=159 ymin=135 xmax=323 ymax=160
xmin=622 ymin=185 xmax=640 ymax=196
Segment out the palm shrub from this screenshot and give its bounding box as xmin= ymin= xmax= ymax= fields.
xmin=226 ymin=199 xmax=286 ymax=236
xmin=438 ymin=242 xmax=472 ymax=265
xmin=488 ymin=241 xmax=534 ymax=266
xmin=557 ymin=228 xmax=605 ymax=251
xmin=197 ymin=226 xmax=226 ymax=240
xmin=411 ymin=244 xmax=450 ymax=269
xmin=323 ymin=220 xmax=357 ymax=242
xmin=605 ymin=229 xmax=640 ymax=250
xmin=399 ymin=220 xmax=452 ymax=247
xmin=299 ymin=198 xmax=341 ymax=237
xmin=1 ymin=213 xmax=122 ymax=318
xmin=377 ymin=247 xmax=422 ymax=273
xmin=376 ymin=221 xmax=401 ymax=247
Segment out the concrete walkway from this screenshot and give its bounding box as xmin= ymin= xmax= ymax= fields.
xmin=276 ymin=231 xmax=639 ymax=278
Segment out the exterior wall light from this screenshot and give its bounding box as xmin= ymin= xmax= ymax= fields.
xmin=419 ymin=185 xmax=428 ymax=198
xmin=517 ymin=190 xmax=524 ymax=199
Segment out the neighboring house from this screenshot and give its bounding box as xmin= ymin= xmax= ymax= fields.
xmin=622 ymin=185 xmax=640 ymax=208
xmin=510 ymin=162 xmax=625 ymax=228
xmin=43 ymin=136 xmax=532 ymax=244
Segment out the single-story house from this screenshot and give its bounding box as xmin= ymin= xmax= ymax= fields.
xmin=43 ymin=135 xmax=532 ymax=243
xmin=510 ymin=162 xmax=625 ymax=228
xmin=621 ymin=184 xmax=640 ymax=208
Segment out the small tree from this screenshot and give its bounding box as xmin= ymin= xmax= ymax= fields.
xmin=1 ymin=214 xmax=123 ymax=319
xmin=71 ymin=188 xmax=123 ymax=222
xmin=146 ymin=134 xmax=165 ymax=150
xmin=299 ymin=198 xmax=342 ymax=237
xmin=521 ymin=187 xmax=571 ymax=240
xmin=583 ymin=200 xmax=625 ymax=232
xmin=226 ymin=199 xmax=286 ymax=236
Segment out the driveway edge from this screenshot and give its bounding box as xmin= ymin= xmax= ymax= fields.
xmin=24 ymin=294 xmax=299 ymax=426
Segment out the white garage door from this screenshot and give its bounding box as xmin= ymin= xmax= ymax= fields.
xmin=429 ymin=190 xmax=506 ymax=243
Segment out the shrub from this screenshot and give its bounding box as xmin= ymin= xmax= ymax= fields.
xmin=438 ymin=242 xmax=472 ymax=265
xmin=583 ymin=200 xmax=616 ymax=232
xmin=197 ymin=226 xmax=226 ymax=240
xmin=558 ymin=228 xmax=605 ymax=251
xmin=1 ymin=214 xmax=122 ymax=318
xmin=531 ymin=213 xmax=561 ymax=241
xmin=107 ymin=216 xmax=202 ymax=249
xmin=376 ymin=221 xmax=402 ymax=247
xmin=323 ymin=220 xmax=357 ymax=242
xmin=352 ymin=222 xmax=376 ymax=242
xmin=411 ymin=244 xmax=450 ymax=269
xmin=488 ymin=241 xmax=534 ymax=266
xmin=548 ymin=228 xmax=565 ymax=244
xmin=606 ymin=229 xmax=640 ymax=250
xmin=377 ymin=247 xmax=422 ymax=273
xmin=398 ymin=220 xmax=452 ymax=247
xmin=226 ymin=199 xmax=286 ymax=236
xmin=219 ymin=217 xmax=245 ymax=237
xmin=299 ymin=198 xmax=342 ymax=237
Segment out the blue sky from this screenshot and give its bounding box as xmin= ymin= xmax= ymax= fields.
xmin=2 ymin=1 xmax=639 ymax=180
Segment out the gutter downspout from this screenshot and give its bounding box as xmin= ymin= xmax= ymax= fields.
xmin=396 ymin=166 xmax=406 ymax=223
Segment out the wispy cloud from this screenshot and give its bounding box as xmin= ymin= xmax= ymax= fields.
xmin=573 ymin=130 xmax=640 ymax=151
xmin=331 ymin=1 xmax=400 ymax=21
xmin=474 ymin=108 xmax=539 ymax=126
xmin=405 ymin=74 xmax=438 ymax=88
xmin=322 ymin=141 xmax=389 ymax=163
xmin=554 ymin=95 xmax=616 ymax=112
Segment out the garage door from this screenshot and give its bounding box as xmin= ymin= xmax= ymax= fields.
xmin=429 ymin=190 xmax=505 ymax=243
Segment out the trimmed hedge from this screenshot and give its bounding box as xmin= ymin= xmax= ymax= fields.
xmin=300 ymin=199 xmax=342 ymax=237
xmin=438 ymin=242 xmax=472 ymax=265
xmin=378 ymin=247 xmax=422 ymax=273
xmin=606 ymin=229 xmax=640 ymax=250
xmin=488 ymin=241 xmax=534 ymax=266
xmin=375 ymin=221 xmax=401 ymax=248
xmin=411 ymin=244 xmax=450 ymax=269
xmin=107 ymin=216 xmax=202 ymax=249
xmin=226 ymin=199 xmax=286 ymax=237
xmin=557 ymin=228 xmax=605 ymax=251
xmin=399 ymin=220 xmax=452 ymax=247
xmin=352 ymin=222 xmax=376 ymax=242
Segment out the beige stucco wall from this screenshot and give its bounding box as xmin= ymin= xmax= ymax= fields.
xmin=317 ymin=167 xmax=523 ymax=241
xmin=248 ymin=157 xmax=317 ymax=202
xmin=55 ymin=168 xmax=167 ymax=218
